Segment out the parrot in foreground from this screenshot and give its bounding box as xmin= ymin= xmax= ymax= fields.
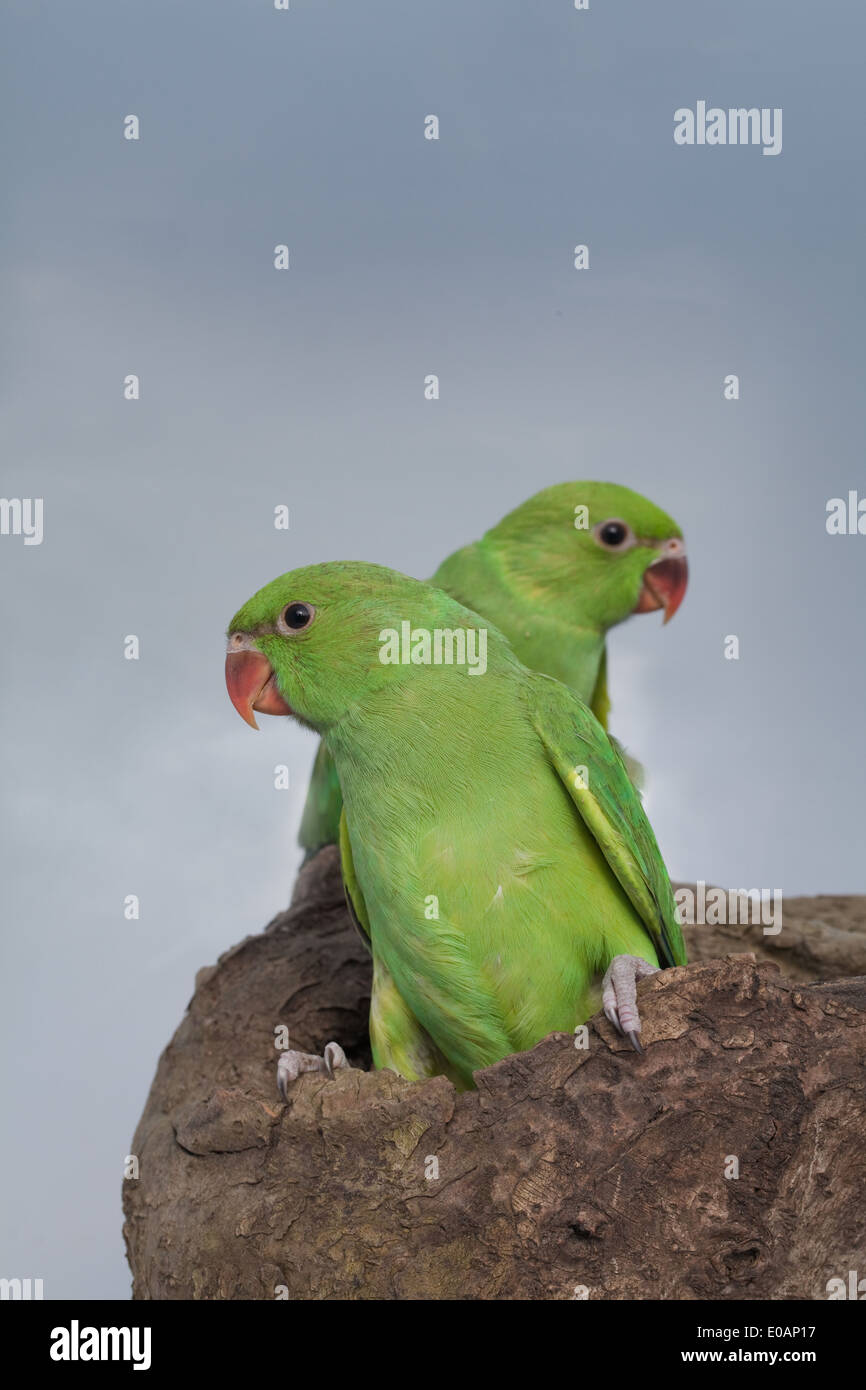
xmin=225 ymin=561 xmax=687 ymax=1093
xmin=298 ymin=482 xmax=687 ymax=855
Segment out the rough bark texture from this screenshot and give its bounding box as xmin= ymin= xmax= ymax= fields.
xmin=123 ymin=850 xmax=866 ymax=1300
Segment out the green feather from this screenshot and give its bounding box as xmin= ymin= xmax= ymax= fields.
xmin=298 ymin=741 xmax=344 ymax=859
xmin=229 ymin=561 xmax=687 ymax=1090
xmin=298 ymin=482 xmax=682 ymax=851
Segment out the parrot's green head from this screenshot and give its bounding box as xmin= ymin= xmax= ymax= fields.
xmin=485 ymin=481 xmax=687 ymax=633
xmin=226 ymin=561 xmax=492 ymax=733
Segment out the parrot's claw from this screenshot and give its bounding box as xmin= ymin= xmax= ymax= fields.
xmin=277 ymin=1041 xmax=348 ymax=1099
xmin=601 ymin=955 xmax=658 ymax=1051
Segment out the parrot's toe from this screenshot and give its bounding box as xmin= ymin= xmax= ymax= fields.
xmin=601 ymin=955 xmax=657 ymax=1050
xmin=277 ymin=1041 xmax=349 ymax=1100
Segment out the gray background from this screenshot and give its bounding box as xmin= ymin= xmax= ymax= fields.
xmin=2 ymin=0 xmax=863 ymax=1298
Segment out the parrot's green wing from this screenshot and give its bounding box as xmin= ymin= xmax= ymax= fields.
xmin=338 ymin=808 xmax=371 ymax=948
xmin=588 ymin=646 xmax=611 ymax=729
xmin=588 ymin=650 xmax=647 ymax=788
xmin=299 ymin=742 xmax=344 ymax=854
xmin=526 ymin=672 xmax=686 ymax=969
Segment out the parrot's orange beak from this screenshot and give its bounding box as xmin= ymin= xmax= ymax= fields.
xmin=225 ymin=647 xmax=292 ymax=729
xmin=633 ymin=547 xmax=688 ymax=625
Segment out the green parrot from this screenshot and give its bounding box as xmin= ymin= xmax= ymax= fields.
xmin=225 ymin=561 xmax=687 ymax=1094
xmin=298 ymin=482 xmax=687 ymax=855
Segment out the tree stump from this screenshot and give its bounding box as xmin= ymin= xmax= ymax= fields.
xmin=122 ymin=851 xmax=866 ymax=1299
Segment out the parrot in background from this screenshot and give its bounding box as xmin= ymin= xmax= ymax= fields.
xmin=298 ymin=482 xmax=687 ymax=856
xmin=225 ymin=561 xmax=687 ymax=1094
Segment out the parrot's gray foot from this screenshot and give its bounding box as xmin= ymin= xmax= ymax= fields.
xmin=601 ymin=955 xmax=658 ymax=1053
xmin=277 ymin=1041 xmax=348 ymax=1099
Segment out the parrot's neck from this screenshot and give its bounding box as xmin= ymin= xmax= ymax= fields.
xmin=507 ymin=617 xmax=605 ymax=702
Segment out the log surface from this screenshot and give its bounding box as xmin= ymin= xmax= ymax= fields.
xmin=123 ymin=851 xmax=866 ymax=1299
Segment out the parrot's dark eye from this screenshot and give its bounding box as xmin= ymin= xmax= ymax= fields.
xmin=278 ymin=602 xmax=316 ymax=633
xmin=594 ymin=519 xmax=634 ymax=550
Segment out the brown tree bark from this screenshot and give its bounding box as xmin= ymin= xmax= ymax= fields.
xmin=123 ymin=850 xmax=866 ymax=1300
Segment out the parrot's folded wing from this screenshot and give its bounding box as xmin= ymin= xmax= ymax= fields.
xmin=608 ymin=735 xmax=645 ymax=794
xmin=298 ymin=741 xmax=345 ymax=853
xmin=588 ymin=645 xmax=611 ymax=730
xmin=339 ymin=807 xmax=372 ymax=950
xmin=526 ymin=672 xmax=686 ymax=969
